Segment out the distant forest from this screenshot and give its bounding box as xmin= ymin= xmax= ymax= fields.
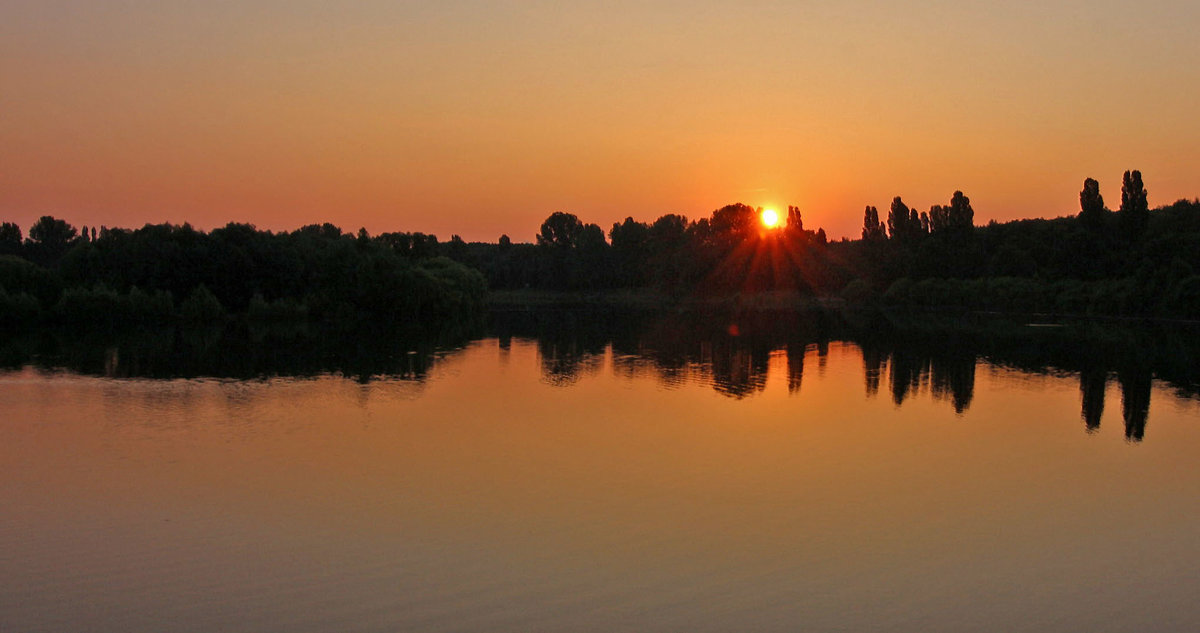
xmin=2 ymin=169 xmax=1199 ymax=325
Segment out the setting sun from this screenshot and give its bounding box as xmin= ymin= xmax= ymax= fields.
xmin=760 ymin=208 xmax=780 ymax=229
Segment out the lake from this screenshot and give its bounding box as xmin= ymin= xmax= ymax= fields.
xmin=2 ymin=309 xmax=1199 ymax=632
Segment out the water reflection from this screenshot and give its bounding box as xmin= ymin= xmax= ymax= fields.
xmin=491 ymin=309 xmax=1199 ymax=442
xmin=0 ymin=322 xmax=472 ymax=383
xmin=1119 ymin=367 xmax=1152 ymax=441
xmin=1080 ymin=367 xmax=1107 ymax=433
xmin=1074 ymin=366 xmax=1155 ymax=441
xmin=1 ymin=309 xmax=1196 ymax=442
xmin=859 ymin=343 xmax=977 ymax=413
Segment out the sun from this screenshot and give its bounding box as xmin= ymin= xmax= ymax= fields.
xmin=760 ymin=208 xmax=781 ymax=229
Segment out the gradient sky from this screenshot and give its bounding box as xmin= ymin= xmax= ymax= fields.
xmin=3 ymin=1 xmax=1198 ymax=241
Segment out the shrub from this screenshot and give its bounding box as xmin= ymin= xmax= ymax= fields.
xmin=0 ymin=288 xmax=41 ymax=325
xmin=180 ymin=285 xmax=226 ymax=323
xmin=840 ymin=279 xmax=877 ymax=307
xmin=883 ymin=278 xmax=914 ymax=306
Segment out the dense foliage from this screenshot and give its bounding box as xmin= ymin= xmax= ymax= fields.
xmin=445 ymin=172 xmax=1200 ymax=318
xmin=3 ymin=170 xmax=1198 ymax=324
xmin=0 ymin=220 xmax=485 ymax=327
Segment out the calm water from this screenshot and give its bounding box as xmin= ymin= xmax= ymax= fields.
xmin=3 ymin=312 xmax=1200 ymax=632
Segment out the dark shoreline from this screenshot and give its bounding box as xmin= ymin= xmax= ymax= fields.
xmin=486 ymin=288 xmax=1200 ymax=327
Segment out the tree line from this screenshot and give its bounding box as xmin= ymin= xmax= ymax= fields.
xmin=0 ymin=220 xmax=485 ymax=327
xmin=2 ymin=169 xmax=1198 ymax=325
xmin=447 ymin=170 xmax=1200 ymax=318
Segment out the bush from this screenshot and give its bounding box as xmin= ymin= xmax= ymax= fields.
xmin=1052 ymin=280 xmax=1092 ymax=314
xmin=0 ymin=288 xmax=41 ymax=325
xmin=840 ymin=279 xmax=877 ymax=307
xmin=127 ymin=287 xmax=174 ymax=323
xmin=180 ymin=285 xmax=226 ymax=323
xmin=986 ymin=277 xmax=1043 ymax=313
xmin=248 ymin=293 xmax=309 ymax=322
xmin=883 ymin=278 xmax=914 ymax=306
xmin=54 ymin=285 xmax=128 ymax=326
xmin=0 ymin=255 xmax=60 ymax=307
xmin=1172 ymin=276 xmax=1200 ymax=319
xmin=1088 ymin=279 xmax=1135 ymax=316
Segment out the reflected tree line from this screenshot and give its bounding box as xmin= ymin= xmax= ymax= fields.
xmin=1 ymin=309 xmax=1193 ymax=441
xmin=493 ymin=308 xmax=1199 ymax=441
xmin=1080 ymin=367 xmax=1152 ymax=441
xmin=494 ymin=308 xmax=979 ymax=404
xmin=0 ymin=319 xmax=480 ymax=383
xmin=860 ymin=343 xmax=976 ymax=414
xmin=861 ymin=343 xmax=1145 ymax=440
xmin=870 ymin=313 xmax=1192 ymax=441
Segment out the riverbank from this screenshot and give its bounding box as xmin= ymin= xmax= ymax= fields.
xmin=487 ymin=288 xmax=1200 ymax=327
xmin=486 ymin=289 xmax=844 ymax=311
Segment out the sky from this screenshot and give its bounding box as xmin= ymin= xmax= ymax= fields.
xmin=2 ymin=0 xmax=1199 ymax=242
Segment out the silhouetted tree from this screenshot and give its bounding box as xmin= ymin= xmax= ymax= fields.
xmin=1079 ymin=177 xmax=1107 ymax=231
xmin=446 ymin=234 xmax=468 ymax=261
xmin=609 ymin=217 xmax=650 ymax=287
xmin=948 ymin=191 xmax=974 ymax=231
xmin=0 ymin=222 xmax=21 ymax=256
xmin=928 ymin=205 xmax=949 ymax=233
xmin=887 ymin=197 xmax=913 ymax=242
xmin=537 ymin=212 xmax=584 ymax=249
xmin=577 ymin=222 xmax=610 ymax=288
xmin=862 ymin=206 xmax=886 ymax=241
xmin=710 ymin=204 xmax=758 ymax=241
xmin=25 ymin=215 xmax=78 ymax=266
xmin=1120 ymin=169 xmax=1149 ymax=238
xmin=787 ymin=206 xmax=804 ymax=232
xmin=647 ymin=214 xmax=691 ymax=290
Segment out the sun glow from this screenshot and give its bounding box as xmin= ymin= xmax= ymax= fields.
xmin=760 ymin=208 xmax=780 ymax=229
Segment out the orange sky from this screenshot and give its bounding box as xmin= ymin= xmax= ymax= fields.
xmin=2 ymin=1 xmax=1198 ymax=241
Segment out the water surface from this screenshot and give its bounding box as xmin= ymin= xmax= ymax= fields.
xmin=3 ymin=314 xmax=1199 ymax=632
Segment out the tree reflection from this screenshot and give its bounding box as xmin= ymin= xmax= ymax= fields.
xmin=888 ymin=349 xmax=928 ymax=407
xmin=1079 ymin=368 xmax=1107 ymax=432
xmin=862 ymin=345 xmax=886 ymax=398
xmin=786 ymin=342 xmax=806 ymax=395
xmin=857 ymin=344 xmax=975 ymax=413
xmin=492 ymin=308 xmax=1193 ymax=437
xmin=0 ymin=321 xmax=472 ymax=383
xmin=707 ymin=341 xmax=770 ymax=399
xmin=2 ymin=307 xmax=1195 ymax=444
xmin=537 ymin=336 xmax=604 ymax=386
xmin=1118 ymin=367 xmax=1152 ymax=441
xmin=930 ymin=352 xmax=975 ymax=414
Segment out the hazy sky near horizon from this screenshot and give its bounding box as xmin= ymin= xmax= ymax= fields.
xmin=2 ymin=1 xmax=1198 ymax=241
